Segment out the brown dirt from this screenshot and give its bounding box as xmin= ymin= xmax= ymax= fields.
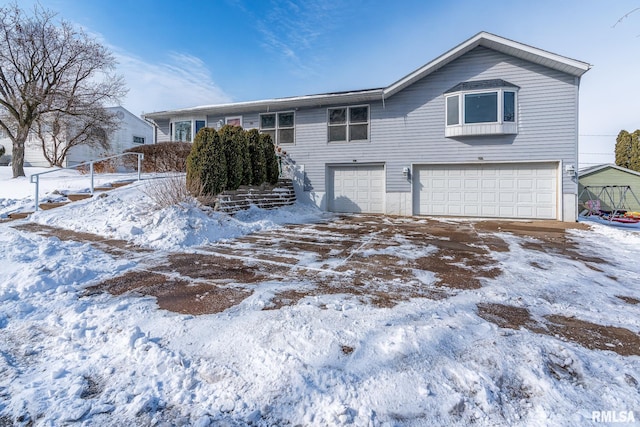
xmin=477 ymin=302 xmax=640 ymax=357
xmin=84 ymin=270 xmax=251 ymax=315
xmin=617 ymin=295 xmax=640 ymax=305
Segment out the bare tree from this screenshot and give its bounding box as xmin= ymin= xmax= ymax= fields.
xmin=0 ymin=3 xmax=126 ymax=177
xmin=34 ymin=108 xmax=120 ymax=167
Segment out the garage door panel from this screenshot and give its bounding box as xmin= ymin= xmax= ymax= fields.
xmin=330 ymin=165 xmax=384 ymax=214
xmin=414 ymin=163 xmax=557 ymax=219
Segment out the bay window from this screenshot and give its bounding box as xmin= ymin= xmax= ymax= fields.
xmin=444 ymin=79 xmax=518 ymax=137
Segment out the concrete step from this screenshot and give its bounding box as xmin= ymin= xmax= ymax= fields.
xmin=111 ymin=180 xmax=135 ymax=188
xmin=67 ymin=193 xmax=92 ymax=202
xmin=39 ymin=202 xmax=71 ymax=210
xmin=8 ymin=212 xmax=32 ymax=220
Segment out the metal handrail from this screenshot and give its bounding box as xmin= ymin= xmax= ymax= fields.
xmin=30 ymin=152 xmax=144 ymax=211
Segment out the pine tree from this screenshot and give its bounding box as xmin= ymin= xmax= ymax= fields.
xmin=615 ymin=130 xmax=633 ymax=169
xmin=186 ymin=127 xmax=227 ymax=196
xmin=236 ymin=128 xmax=252 ymax=186
xmin=630 ymin=130 xmax=640 ymax=173
xmin=247 ymin=129 xmax=266 ymax=185
xmin=219 ymin=125 xmax=245 ymax=190
xmin=261 ymin=133 xmax=280 ymax=184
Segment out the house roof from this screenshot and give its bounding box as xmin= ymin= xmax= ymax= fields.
xmin=145 ymin=31 xmax=591 ymax=120
xmin=579 ymin=163 xmax=640 ymax=179
xmin=444 ymin=79 xmax=519 ymax=94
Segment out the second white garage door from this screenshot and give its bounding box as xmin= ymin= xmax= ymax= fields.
xmin=413 ymin=163 xmax=557 ymax=219
xmin=329 ymin=165 xmax=385 ymax=213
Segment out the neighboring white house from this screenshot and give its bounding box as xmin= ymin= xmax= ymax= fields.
xmin=146 ymin=32 xmax=591 ymax=222
xmin=0 ymin=106 xmax=153 ymax=167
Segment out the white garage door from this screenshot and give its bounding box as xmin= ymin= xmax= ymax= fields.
xmin=414 ymin=163 xmax=557 ymax=219
xmin=329 ymin=165 xmax=385 ymax=213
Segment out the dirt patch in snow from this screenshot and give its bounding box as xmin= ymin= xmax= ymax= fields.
xmin=12 ymin=222 xmax=150 ymax=256
xmin=617 ymin=295 xmax=640 ymax=305
xmin=85 ymin=270 xmax=252 ymax=315
xmin=477 ymin=302 xmax=640 ymax=357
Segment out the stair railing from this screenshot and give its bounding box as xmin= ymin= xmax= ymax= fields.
xmin=30 ymin=152 xmax=144 ymax=211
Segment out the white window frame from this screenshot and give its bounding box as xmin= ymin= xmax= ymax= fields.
xmin=445 ymin=89 xmax=518 ymax=137
xmin=260 ymin=111 xmax=295 ymax=145
xmin=225 ymin=116 xmax=243 ymax=127
xmin=327 ymin=105 xmax=370 ymax=143
xmin=170 ymin=117 xmax=207 ymax=142
xmin=172 ymin=120 xmax=192 ymax=142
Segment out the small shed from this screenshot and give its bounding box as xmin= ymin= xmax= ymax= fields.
xmin=578 ymin=164 xmax=640 ymax=212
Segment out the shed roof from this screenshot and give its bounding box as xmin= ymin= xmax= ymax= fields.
xmin=579 ymin=164 xmax=640 ymax=179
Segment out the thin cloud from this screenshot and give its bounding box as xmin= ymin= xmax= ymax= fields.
xmin=237 ymin=0 xmax=350 ymax=77
xmin=114 ymin=50 xmax=232 ymax=116
xmin=72 ymin=24 xmax=231 ymax=116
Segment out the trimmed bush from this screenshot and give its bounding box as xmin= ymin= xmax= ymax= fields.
xmin=247 ymin=129 xmax=266 ymax=185
xmin=219 ymin=125 xmax=246 ymax=191
xmin=262 ymin=133 xmax=280 ymax=184
xmin=124 ymin=142 xmax=192 ymax=172
xmin=187 ymin=127 xmax=227 ymax=196
xmin=187 ymin=127 xmax=281 ymax=200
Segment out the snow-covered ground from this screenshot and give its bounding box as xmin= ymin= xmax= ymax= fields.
xmin=1 ymin=166 xmax=640 ymax=426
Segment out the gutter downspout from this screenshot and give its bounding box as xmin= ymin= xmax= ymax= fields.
xmin=143 ymin=117 xmax=159 ymax=144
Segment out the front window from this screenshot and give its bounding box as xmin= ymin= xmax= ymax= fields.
xmin=133 ymin=136 xmax=145 ymax=144
xmin=195 ymin=120 xmax=206 ymax=134
xmin=464 ymin=92 xmax=498 ymax=124
xmin=328 ymin=105 xmax=369 ymax=142
xmin=225 ymin=116 xmax=242 ymax=127
xmin=260 ymin=111 xmax=295 ymax=144
xmin=503 ymin=91 xmax=515 ymax=122
xmin=444 ymin=79 xmax=519 ymax=137
xmin=174 ymin=121 xmax=191 ymax=142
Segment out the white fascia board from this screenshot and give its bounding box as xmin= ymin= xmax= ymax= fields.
xmin=383 ymin=31 xmax=591 ymax=99
xmin=145 ymin=89 xmax=384 ymax=120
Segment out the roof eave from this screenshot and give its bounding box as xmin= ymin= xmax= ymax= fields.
xmin=383 ymin=31 xmax=591 ymax=99
xmin=144 ymin=89 xmax=384 ymax=120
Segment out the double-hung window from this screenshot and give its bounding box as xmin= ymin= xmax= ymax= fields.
xmin=260 ymin=111 xmax=295 ymax=144
xmin=444 ymin=79 xmax=518 ymax=137
xmin=328 ymin=105 xmax=369 ymax=142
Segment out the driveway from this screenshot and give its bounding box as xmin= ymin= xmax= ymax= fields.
xmin=14 ymin=214 xmax=594 ymax=312
xmin=15 ymin=215 xmax=640 ymax=356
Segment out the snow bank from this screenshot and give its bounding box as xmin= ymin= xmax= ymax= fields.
xmin=1 ymin=169 xmax=640 ymax=425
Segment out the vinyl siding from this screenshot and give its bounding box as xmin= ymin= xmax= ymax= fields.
xmin=283 ymin=47 xmax=579 ymax=197
xmin=579 ymin=169 xmax=640 ymax=211
xmin=156 ymin=119 xmax=170 ymax=143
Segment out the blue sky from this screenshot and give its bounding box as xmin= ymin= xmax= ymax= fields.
xmin=14 ymin=0 xmax=640 ymax=167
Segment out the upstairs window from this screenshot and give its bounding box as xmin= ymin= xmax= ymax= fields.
xmin=328 ymin=105 xmax=369 ymax=142
xmin=260 ymin=111 xmax=295 ymax=144
xmin=133 ymin=136 xmax=145 ymax=144
xmin=444 ymin=79 xmax=519 ymax=137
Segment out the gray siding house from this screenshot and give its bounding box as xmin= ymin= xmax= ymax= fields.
xmin=145 ymin=32 xmax=590 ymax=221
